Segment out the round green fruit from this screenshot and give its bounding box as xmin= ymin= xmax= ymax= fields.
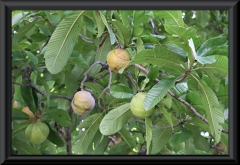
xmin=107 ymin=48 xmax=130 ymax=73
xmin=130 ymin=92 xmax=154 ymax=119
xmin=71 ymin=91 xmax=95 ymax=115
xmin=25 ymin=122 xmax=49 ymax=144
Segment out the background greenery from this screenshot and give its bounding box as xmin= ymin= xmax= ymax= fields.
xmin=12 ymin=10 xmax=228 ymax=155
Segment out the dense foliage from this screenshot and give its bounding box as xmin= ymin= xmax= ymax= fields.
xmin=12 ymin=10 xmax=228 ymax=155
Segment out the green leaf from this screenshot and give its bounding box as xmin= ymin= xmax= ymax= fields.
xmin=196 ymin=55 xmax=216 ymax=65
xmin=151 ymin=129 xmax=172 ymax=154
xmin=108 ymin=141 xmax=132 ymax=154
xmin=196 ymin=55 xmax=228 ymax=78
xmin=191 ymin=75 xmax=224 ymax=143
xmin=30 ymin=33 xmax=48 ymax=42
xmin=42 ymin=109 xmax=71 ymax=127
xmin=25 ymin=51 xmax=38 ymax=64
xmin=73 ymin=113 xmax=103 ymax=154
xmin=12 ymin=122 xmax=31 ymax=138
xmin=119 ymin=11 xmax=132 ymax=28
xmin=93 ymin=136 xmax=109 ymax=154
xmin=196 ymin=10 xmax=210 ymax=28
xmin=12 ymin=139 xmax=42 ymax=155
xmin=169 ymin=129 xmax=192 ymax=147
xmin=68 ymin=57 xmax=89 ymax=69
xmin=144 ymin=77 xmax=178 ymax=110
xmin=84 ymin=82 xmax=104 ymax=95
xmin=99 ymin=11 xmax=115 ymax=45
xmin=133 ymin=11 xmax=148 ymax=27
xmin=185 ymin=137 xmax=195 ymax=154
xmin=197 ymin=36 xmax=228 ymax=57
xmin=99 ymin=103 xmax=131 ymax=135
xmin=164 ymin=43 xmax=187 ymax=57
xmin=12 ymin=108 xmax=30 ymax=121
xmin=46 ymin=124 xmax=65 ymax=147
xmin=131 ymin=46 xmax=186 ymax=74
xmin=136 ymin=37 xmax=145 ymax=53
xmin=154 ymin=10 xmax=185 ymax=27
xmin=164 ymin=25 xmax=197 ymax=39
xmin=20 ymin=79 xmax=36 ymax=114
xmin=45 ymin=11 xmax=61 ymax=24
xmin=145 ymin=117 xmax=152 ymax=155
xmin=159 ymin=94 xmax=172 ymax=109
xmin=119 ymin=128 xmax=136 ymax=149
xmin=12 ymin=11 xmax=28 ymax=26
xmin=35 ymin=23 xmax=52 ymax=36
xmin=110 ymin=85 xmax=134 ymax=99
xmin=12 ymin=21 xmax=36 ymax=43
xmin=111 ymin=20 xmax=131 ymax=45
xmin=93 ymin=11 xmax=105 ymax=38
xmin=44 ymin=11 xmax=85 ymax=74
xmin=159 ymin=106 xmax=173 ymax=129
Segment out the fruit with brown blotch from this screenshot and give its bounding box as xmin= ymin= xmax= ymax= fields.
xmin=25 ymin=122 xmax=49 ymax=144
xmin=107 ymin=48 xmax=130 ymax=73
xmin=71 ymin=91 xmax=95 ymax=115
xmin=130 ymin=92 xmax=154 ymax=119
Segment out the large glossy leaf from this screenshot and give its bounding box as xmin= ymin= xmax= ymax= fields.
xmin=185 ymin=137 xmax=195 ymax=154
xmin=108 ymin=141 xmax=132 ymax=154
xmin=197 ymin=36 xmax=228 ymax=57
xmin=99 ymin=11 xmax=115 ymax=45
xmin=131 ymin=46 xmax=186 ymax=74
xmin=151 ymin=129 xmax=172 ymax=154
xmin=196 ymin=55 xmax=228 ymax=77
xmin=119 ymin=128 xmax=136 ymax=149
xmin=46 ymin=124 xmax=65 ymax=147
xmin=153 ymin=10 xmax=185 ymax=27
xmin=12 ymin=108 xmax=31 ymax=121
xmin=12 ymin=139 xmax=42 ymax=155
xmin=111 ymin=20 xmax=131 ymax=45
xmin=119 ymin=11 xmax=132 ymax=28
xmin=93 ymin=11 xmax=105 ymax=38
xmin=20 ymin=79 xmax=36 ymax=114
xmin=159 ymin=106 xmax=173 ymax=129
xmin=169 ymin=129 xmax=192 ymax=147
xmin=44 ymin=11 xmax=85 ymax=74
xmin=99 ymin=103 xmax=131 ymax=135
xmin=12 ymin=21 xmax=36 ymax=43
xmin=73 ymin=113 xmax=103 ymax=154
xmin=164 ymin=25 xmax=197 ymax=39
xmin=84 ymin=82 xmax=104 ymax=95
xmin=42 ymin=109 xmax=71 ymax=127
xmin=191 ymin=74 xmax=224 ymax=143
xmin=196 ymin=10 xmax=210 ymax=28
xmin=110 ymin=84 xmax=134 ymax=99
xmin=145 ymin=117 xmax=152 ymax=155
xmin=12 ymin=11 xmax=29 ymax=26
xmin=12 ymin=122 xmax=31 ymax=138
xmin=144 ymin=77 xmax=178 ymax=110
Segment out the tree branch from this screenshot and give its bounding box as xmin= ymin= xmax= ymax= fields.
xmin=79 ymin=33 xmax=95 ymax=44
xmin=29 ymin=82 xmax=72 ymax=101
xmin=133 ymin=64 xmax=228 ymax=134
xmin=36 ymin=37 xmax=50 ymax=57
xmin=65 ymin=107 xmax=73 ymax=155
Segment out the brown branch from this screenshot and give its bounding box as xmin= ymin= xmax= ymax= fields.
xmin=149 ymin=19 xmax=159 ymax=35
xmin=98 ymin=67 xmax=112 ymax=110
xmin=28 ymin=82 xmax=72 ymax=101
xmin=80 ymin=61 xmax=105 ymax=91
xmin=36 ymin=37 xmax=50 ymax=57
xmin=95 ymin=33 xmax=109 ymax=54
xmin=65 ymin=107 xmax=73 ymax=155
xmin=133 ymin=64 xmax=229 ymax=134
xmin=79 ymin=33 xmax=95 ymax=44
xmin=109 ymin=136 xmax=118 ymax=145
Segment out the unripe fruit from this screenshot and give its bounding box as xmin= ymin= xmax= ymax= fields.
xmin=71 ymin=91 xmax=95 ymax=115
xmin=130 ymin=92 xmax=154 ymax=119
xmin=25 ymin=122 xmax=49 ymax=144
xmin=107 ymin=48 xmax=130 ymax=73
